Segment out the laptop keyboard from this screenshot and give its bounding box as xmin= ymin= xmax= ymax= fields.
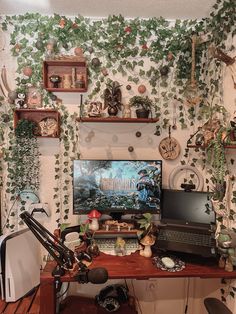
xmin=158 ymin=229 xmax=214 ymax=247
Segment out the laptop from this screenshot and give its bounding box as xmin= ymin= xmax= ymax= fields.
xmin=156 ymin=189 xmax=216 ymax=258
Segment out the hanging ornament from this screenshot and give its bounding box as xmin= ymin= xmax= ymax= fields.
xmin=88 ymin=47 xmax=94 ymax=54
xmin=35 ymin=40 xmax=43 ymax=50
xmin=72 ymin=23 xmax=78 ymax=29
xmin=23 ymin=66 xmax=33 ymax=77
xmin=138 ymin=84 xmax=146 ymax=94
xmin=92 ymin=58 xmax=101 ymax=67
xmin=142 ymin=43 xmax=148 ymax=50
xmin=158 ymin=126 xmax=181 ymax=160
xmin=124 ymin=26 xmax=132 ymax=33
xmin=101 ymin=68 xmax=108 ymax=76
xmin=184 ymin=35 xmax=201 ymax=106
xmin=59 ymin=18 xmax=66 ymax=28
xmin=160 ymin=65 xmax=169 ymax=76
xmin=167 ymin=52 xmax=174 ymax=61
xmin=14 ymin=44 xmax=21 ymax=53
xmin=74 ymin=47 xmax=83 ymax=56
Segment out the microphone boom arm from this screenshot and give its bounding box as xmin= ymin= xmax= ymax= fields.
xmin=20 ymin=211 xmax=109 ymax=286
xmin=20 ymin=211 xmax=75 ymax=270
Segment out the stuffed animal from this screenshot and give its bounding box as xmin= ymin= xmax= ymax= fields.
xmin=15 ymin=92 xmax=27 ymax=109
xmin=217 ymin=229 xmax=236 ymax=271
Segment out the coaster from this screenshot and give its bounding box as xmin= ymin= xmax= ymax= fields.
xmin=153 ymin=255 xmax=185 ymax=272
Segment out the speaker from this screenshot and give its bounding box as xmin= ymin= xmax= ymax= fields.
xmin=96 ymin=284 xmax=129 ymax=312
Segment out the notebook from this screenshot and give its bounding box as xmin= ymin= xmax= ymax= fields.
xmin=156 ymin=189 xmax=216 ymax=258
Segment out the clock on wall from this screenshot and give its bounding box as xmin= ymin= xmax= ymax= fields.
xmin=19 ymin=190 xmax=40 ymax=203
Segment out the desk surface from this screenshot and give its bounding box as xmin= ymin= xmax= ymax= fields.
xmin=42 ymin=252 xmax=236 ymax=281
xmin=40 ymin=252 xmax=236 ymax=314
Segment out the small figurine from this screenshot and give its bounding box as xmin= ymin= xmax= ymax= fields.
xmin=88 ymin=101 xmax=103 ymax=117
xmin=104 ymin=81 xmax=122 ymax=116
xmin=114 ymin=237 xmax=126 ymax=256
xmin=15 ymin=92 xmax=27 ymax=109
xmin=123 ymin=103 xmax=131 ymax=118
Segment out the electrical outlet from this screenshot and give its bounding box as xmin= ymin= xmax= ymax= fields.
xmin=146 ymin=279 xmax=158 ymax=291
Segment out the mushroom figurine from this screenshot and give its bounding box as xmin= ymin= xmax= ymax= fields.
xmin=88 ymin=209 xmax=101 ymax=231
xmin=139 ymin=234 xmax=156 ymax=258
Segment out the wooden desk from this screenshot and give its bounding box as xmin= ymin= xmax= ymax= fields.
xmin=40 ymin=252 xmax=236 ymax=314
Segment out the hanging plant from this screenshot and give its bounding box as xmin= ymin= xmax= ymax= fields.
xmin=206 ymin=127 xmax=227 ymax=201
xmin=7 ymin=119 xmax=40 ymax=195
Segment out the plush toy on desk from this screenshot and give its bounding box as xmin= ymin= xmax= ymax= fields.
xmin=15 ymin=92 xmax=27 ymax=109
xmin=217 ymin=229 xmax=236 ymax=272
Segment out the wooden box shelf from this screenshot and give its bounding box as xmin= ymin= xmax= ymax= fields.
xmin=43 ymin=60 xmax=87 ymax=92
xmin=14 ymin=109 xmax=60 ymax=138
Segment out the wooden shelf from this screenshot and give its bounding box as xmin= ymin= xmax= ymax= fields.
xmin=43 ymin=60 xmax=87 ymax=92
xmin=187 ymin=144 xmax=236 ymax=149
xmin=77 ymin=117 xmax=159 ymax=123
xmin=14 ymin=109 xmax=60 ymax=138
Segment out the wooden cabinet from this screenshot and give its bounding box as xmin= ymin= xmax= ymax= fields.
xmin=14 ymin=109 xmax=60 ymax=138
xmin=43 ymin=60 xmax=87 ymax=92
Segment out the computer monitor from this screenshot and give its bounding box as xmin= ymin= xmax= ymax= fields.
xmin=161 ymin=189 xmax=215 ymax=227
xmin=73 ymin=160 xmax=162 ymax=219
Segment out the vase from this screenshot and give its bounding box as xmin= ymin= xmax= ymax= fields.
xmin=136 ymin=109 xmax=150 ymax=118
xmin=87 ymin=240 xmax=100 ymax=257
xmin=108 ymin=106 xmax=118 ymax=116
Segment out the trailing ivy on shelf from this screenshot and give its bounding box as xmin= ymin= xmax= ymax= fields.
xmin=2 ymin=118 xmax=40 ymax=231
xmin=53 ymin=105 xmax=80 ymax=227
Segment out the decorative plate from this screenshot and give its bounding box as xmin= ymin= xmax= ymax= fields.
xmin=38 ymin=117 xmax=58 ymax=137
xmin=153 ymin=255 xmax=185 ymax=272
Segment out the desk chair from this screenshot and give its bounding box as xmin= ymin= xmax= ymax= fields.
xmin=204 ymin=298 xmax=233 ymax=314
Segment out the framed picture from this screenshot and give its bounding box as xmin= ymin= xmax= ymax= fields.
xmin=27 ymin=87 xmax=42 ymax=108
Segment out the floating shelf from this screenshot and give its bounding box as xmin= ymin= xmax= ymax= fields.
xmin=77 ymin=117 xmax=159 ymax=123
xmin=43 ymin=60 xmax=87 ymax=92
xmin=14 ymin=109 xmax=60 ymax=138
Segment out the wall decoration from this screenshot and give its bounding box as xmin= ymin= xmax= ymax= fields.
xmin=27 ymin=87 xmax=42 ymax=108
xmin=0 ymin=0 xmax=235 ymax=231
xmin=159 ymin=136 xmax=181 ymax=160
xmin=38 ymin=117 xmax=58 ymax=137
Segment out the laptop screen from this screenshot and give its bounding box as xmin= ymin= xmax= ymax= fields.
xmin=161 ymin=189 xmax=215 ymax=227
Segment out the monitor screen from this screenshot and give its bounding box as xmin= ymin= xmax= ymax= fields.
xmin=73 ymin=160 xmax=162 ymax=216
xmin=161 ymin=189 xmax=215 ymax=226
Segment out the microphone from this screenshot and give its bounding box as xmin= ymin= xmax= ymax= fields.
xmin=74 ymin=267 xmax=108 ymax=284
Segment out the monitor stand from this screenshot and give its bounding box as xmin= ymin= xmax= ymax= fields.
xmin=109 ymin=212 xmax=123 ymax=221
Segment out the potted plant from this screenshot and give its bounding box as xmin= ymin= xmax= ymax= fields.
xmin=9 ymin=118 xmax=40 ymax=195
xmin=129 ymin=96 xmax=153 ymax=118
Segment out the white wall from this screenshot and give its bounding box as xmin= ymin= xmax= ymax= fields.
xmin=0 ymin=20 xmax=236 ymax=314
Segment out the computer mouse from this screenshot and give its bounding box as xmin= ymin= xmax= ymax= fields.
xmin=161 ymin=257 xmax=175 ymax=269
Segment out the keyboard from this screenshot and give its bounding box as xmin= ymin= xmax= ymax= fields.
xmin=158 ymin=229 xmax=214 ymax=247
xmin=95 ymin=238 xmax=140 ymax=256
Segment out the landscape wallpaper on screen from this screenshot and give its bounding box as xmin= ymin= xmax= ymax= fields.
xmin=73 ymin=160 xmax=162 ymax=213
